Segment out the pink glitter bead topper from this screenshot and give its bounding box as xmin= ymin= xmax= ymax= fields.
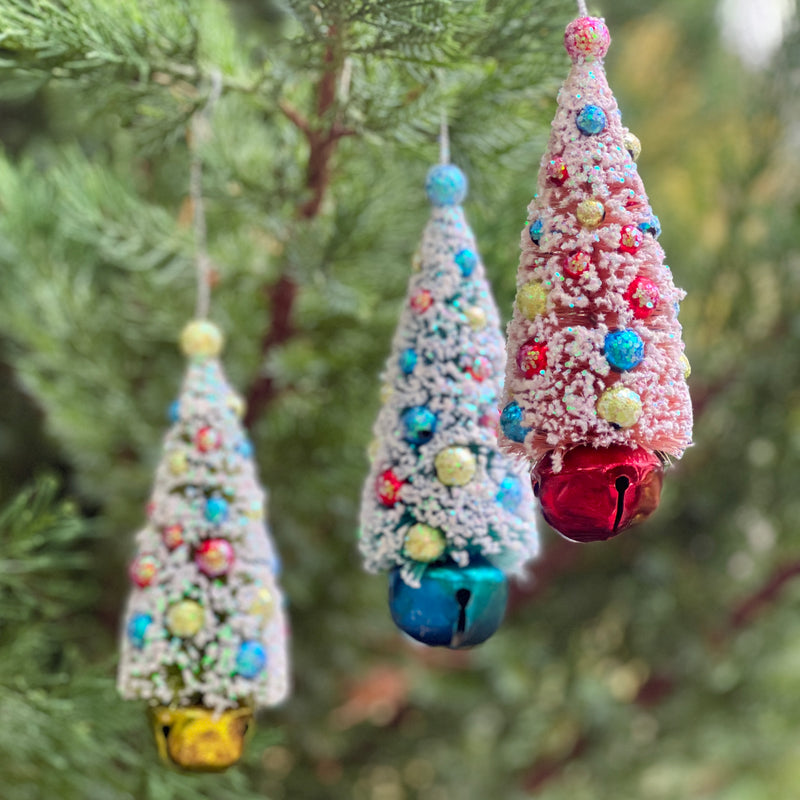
xmin=564 ymin=16 xmax=610 ymax=63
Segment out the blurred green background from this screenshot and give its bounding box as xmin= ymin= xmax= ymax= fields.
xmin=1 ymin=0 xmax=799 ymax=797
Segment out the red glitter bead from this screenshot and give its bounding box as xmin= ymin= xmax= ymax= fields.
xmin=195 ymin=426 xmax=221 ymax=452
xmin=547 ymin=157 xmax=569 ymax=185
xmin=619 ymin=225 xmax=643 ymax=254
xmin=564 ymin=251 xmax=591 ymax=278
xmin=195 ymin=538 xmax=235 ymax=577
xmin=129 ymin=554 xmax=158 ymax=587
xmin=517 ymin=340 xmax=548 ymax=378
xmin=465 ymin=354 xmax=492 ymax=382
xmin=410 ymin=289 xmax=433 ymax=313
xmin=479 ymin=407 xmax=500 ymax=431
xmin=532 ymin=445 xmax=663 ymax=543
xmin=162 ymin=524 xmax=185 ymax=549
xmin=625 ymin=276 xmax=660 ymax=319
xmin=376 ymin=469 xmax=404 ymax=507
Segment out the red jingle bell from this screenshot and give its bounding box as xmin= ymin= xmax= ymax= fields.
xmin=531 ymin=444 xmax=663 ymax=542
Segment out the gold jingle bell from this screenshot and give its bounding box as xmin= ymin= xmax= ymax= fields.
xmin=150 ymin=705 xmax=254 ymax=771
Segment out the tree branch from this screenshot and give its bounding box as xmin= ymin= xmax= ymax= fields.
xmin=729 ymin=560 xmax=800 ymax=629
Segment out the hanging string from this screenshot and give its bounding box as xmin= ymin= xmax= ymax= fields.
xmin=439 ymin=109 xmax=450 ymax=165
xmin=576 ymin=0 xmax=588 ymax=16
xmin=189 ymin=69 xmax=223 ymax=320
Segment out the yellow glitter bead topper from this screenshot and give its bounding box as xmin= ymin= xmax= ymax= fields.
xmin=180 ymin=319 xmax=224 ymax=359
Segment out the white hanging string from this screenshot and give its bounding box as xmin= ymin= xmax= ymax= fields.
xmin=577 ymin=0 xmax=588 ymax=15
xmin=439 ymin=109 xmax=450 ymax=165
xmin=189 ymin=69 xmax=223 ymax=320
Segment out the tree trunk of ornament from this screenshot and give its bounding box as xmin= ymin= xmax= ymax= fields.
xmin=499 ymin=16 xmax=692 ymax=543
xmin=359 ymin=163 xmax=539 ymax=648
xmin=117 ymin=321 xmax=289 ymax=771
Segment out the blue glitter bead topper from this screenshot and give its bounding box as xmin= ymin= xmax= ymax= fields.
xmin=500 ymin=401 xmax=531 ymax=444
xmin=576 ymin=104 xmax=607 ymax=136
xmin=604 ymin=329 xmax=645 ymax=372
xmin=425 ymin=164 xmax=468 ymax=207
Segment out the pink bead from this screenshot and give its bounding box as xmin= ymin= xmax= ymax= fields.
xmin=195 ymin=426 xmax=221 ymax=452
xmin=619 ymin=225 xmax=643 ymax=254
xmin=162 ymin=523 xmax=184 ymax=549
xmin=129 ymin=554 xmax=158 ymax=588
xmin=195 ymin=538 xmax=235 ymax=577
xmin=564 ymin=16 xmax=611 ymax=63
xmin=410 ymin=289 xmax=433 ymax=313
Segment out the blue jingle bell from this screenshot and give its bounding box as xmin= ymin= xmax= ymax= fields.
xmin=388 ymin=558 xmax=508 ymax=649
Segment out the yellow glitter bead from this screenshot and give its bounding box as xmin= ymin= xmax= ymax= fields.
xmin=168 ymin=450 xmax=188 ymax=476
xmin=245 ymin=501 xmax=264 ymax=520
xmin=166 ymin=600 xmax=205 ymax=637
xmin=434 ymin=446 xmax=477 ymax=486
xmin=597 ymin=386 xmax=642 ymax=428
xmin=249 ymin=586 xmax=275 ymax=620
xmin=624 ymin=131 xmax=642 ymax=161
xmin=680 ymin=353 xmax=691 ymax=380
xmin=465 ymin=306 xmax=487 ymax=331
xmin=227 ymin=393 xmax=245 ymax=419
xmin=576 ymin=199 xmax=605 ymax=229
xmin=516 ymin=282 xmax=548 ymax=319
xmin=180 ymin=320 xmax=224 ymax=359
xmin=403 ymin=523 xmax=446 ymax=563
xmin=380 ymin=384 xmax=393 ymax=403
xmin=411 ymin=249 xmax=422 ymax=272
xmin=367 ymin=438 xmax=380 ymax=462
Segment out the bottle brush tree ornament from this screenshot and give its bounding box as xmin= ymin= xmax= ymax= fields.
xmin=359 ymin=154 xmax=539 ymax=649
xmin=117 ymin=320 xmax=290 ymax=771
xmin=499 ymin=13 xmax=693 ymax=543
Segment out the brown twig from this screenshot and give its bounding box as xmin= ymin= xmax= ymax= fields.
xmin=522 ymin=736 xmax=589 ymax=794
xmin=729 ymin=560 xmax=800 ymax=629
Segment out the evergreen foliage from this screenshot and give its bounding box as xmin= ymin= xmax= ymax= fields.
xmin=1 ymin=0 xmax=799 ymax=798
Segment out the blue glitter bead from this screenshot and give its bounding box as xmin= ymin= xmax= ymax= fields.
xmin=576 ymin=104 xmax=607 ymax=135
xmin=604 ymin=329 xmax=645 ymax=372
xmin=497 ymin=475 xmax=523 ymax=512
xmin=127 ymin=613 xmax=152 ymax=649
xmin=168 ymin=400 xmax=180 ymax=423
xmin=529 ymin=218 xmax=544 ymax=245
xmin=638 ymin=215 xmax=662 ymax=238
xmin=399 ymin=348 xmax=418 ymax=375
xmin=500 ymin=401 xmax=531 ymax=443
xmin=425 ymin=164 xmax=468 ymax=206
xmin=236 ymin=439 xmax=254 ymax=458
xmin=205 ymin=497 xmax=229 ymax=524
xmin=388 ymin=558 xmax=508 ymax=649
xmin=401 ymin=406 xmax=437 ymax=445
xmin=454 ymin=248 xmax=478 ymax=277
xmin=236 ymin=641 xmax=267 ymax=679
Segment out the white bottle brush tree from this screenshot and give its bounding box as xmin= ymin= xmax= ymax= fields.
xmin=359 ymin=138 xmax=539 ymax=649
xmin=499 ymin=12 xmax=692 ymax=543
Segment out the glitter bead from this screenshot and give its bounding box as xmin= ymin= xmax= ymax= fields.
xmin=604 ymin=329 xmax=645 ymax=372
xmin=411 ymin=249 xmax=422 ymax=272
xmin=163 ymin=523 xmax=184 ymax=549
xmin=638 ymin=215 xmax=661 ymax=238
xmin=376 ymin=468 xmax=404 ymax=507
xmin=465 ymin=306 xmax=487 ymax=331
xmin=129 ymin=554 xmax=158 ymax=588
xmin=180 ymin=320 xmax=224 ymax=359
xmin=517 ymin=340 xmax=548 ymax=378
xmin=497 ymin=475 xmax=522 ymax=512
xmin=166 ymin=600 xmax=205 ymax=637
xmin=619 ymin=225 xmax=643 ymax=254
xmin=403 ymin=523 xmax=446 ymax=562
xmin=168 ymin=450 xmax=188 ymax=476
xmin=516 ymin=282 xmax=548 ymax=319
xmin=576 ymin=199 xmax=605 ymax=228
xmin=380 ymin=383 xmax=393 ymax=403
xmin=597 ymin=386 xmax=642 ymax=428
xmin=236 ymin=641 xmax=267 ymax=679
xmin=500 ymin=401 xmax=531 ymax=443
xmin=434 ymin=446 xmax=477 ymax=486
xmin=454 ymin=248 xmax=478 ymax=277
xmin=680 ymin=353 xmax=691 ymax=380
xmin=195 ymin=538 xmax=235 ymax=577
xmin=205 ymin=497 xmax=229 ymax=524
xmin=401 ymin=406 xmax=437 ymax=445
xmin=127 ymin=613 xmax=152 ymax=649
xmin=367 ymin=438 xmax=380 ymax=462
xmin=564 ymin=16 xmax=611 ymax=63
xmin=236 ymin=439 xmax=253 ymax=458
xmin=226 ymin=393 xmax=245 ymax=419
xmin=399 ymin=348 xmax=418 ymax=375
xmin=425 ymin=164 xmax=467 ymax=207
xmin=465 ymin=354 xmax=491 ymax=382
xmin=547 ymin=157 xmax=569 ymax=185
xmin=249 ymin=587 xmax=275 ymax=619
xmin=195 ymin=426 xmax=221 ymax=452
xmin=624 ymin=131 xmax=642 ymax=161
xmin=168 ymin=400 xmax=180 ymax=423
xmin=245 ymin=500 xmax=263 ymax=520
xmin=576 ymin=105 xmax=607 ymax=136
xmin=529 ymin=218 xmax=544 ymax=245
xmin=410 ymin=289 xmax=433 ymax=313
xmin=624 ymin=276 xmax=660 ymax=319
xmin=564 ymin=251 xmax=592 ymax=278
xmin=479 ymin=407 xmax=500 ymax=430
